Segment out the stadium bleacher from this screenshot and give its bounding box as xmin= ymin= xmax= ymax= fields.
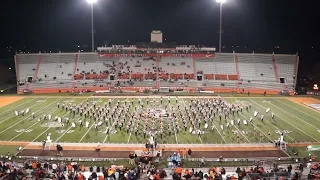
xmin=15 ymin=50 xmax=298 ymax=94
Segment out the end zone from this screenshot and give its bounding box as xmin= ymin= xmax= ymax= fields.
xmin=0 ymin=96 xmax=25 ymax=107
xmin=287 ymin=97 xmax=320 ymax=112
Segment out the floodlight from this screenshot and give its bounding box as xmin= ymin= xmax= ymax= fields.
xmin=216 ymin=0 xmax=227 ymax=3
xmin=87 ymin=0 xmax=97 ymax=3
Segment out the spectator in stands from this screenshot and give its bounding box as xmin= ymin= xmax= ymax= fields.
xmin=114 ymin=168 xmax=120 ymax=179
xmin=73 ymin=163 xmax=79 ymax=173
xmin=221 ymin=167 xmax=226 ymax=174
xmin=81 ymin=164 xmax=85 ymax=172
xmin=90 ymin=171 xmax=98 ymax=179
xmin=52 ymin=162 xmax=57 ymax=173
xmin=201 ymin=157 xmax=205 ymax=167
xmin=288 ymin=164 xmax=292 ymax=176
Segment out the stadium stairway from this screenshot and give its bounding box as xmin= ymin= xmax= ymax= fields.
xmin=72 ymin=53 xmax=79 ymax=89
xmin=115 ymin=57 xmax=120 ymax=79
xmin=293 ymin=55 xmax=298 ymax=84
xmin=192 ymin=58 xmax=197 ymax=80
xmin=272 ymin=54 xmax=279 ymax=83
xmin=156 ymin=56 xmax=160 ymax=88
xmin=32 ymin=55 xmax=42 ymax=81
xmin=233 ymin=53 xmax=240 ymax=81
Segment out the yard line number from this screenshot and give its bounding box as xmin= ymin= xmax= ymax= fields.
xmin=275 ymin=130 xmax=291 ymax=134
xmin=56 ymin=130 xmax=74 ymax=134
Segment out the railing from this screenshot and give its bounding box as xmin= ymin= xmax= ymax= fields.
xmin=272 ymin=55 xmax=279 ymax=83
xmin=72 ymin=54 xmax=79 ymax=89
xmin=32 ymin=55 xmax=42 ymax=81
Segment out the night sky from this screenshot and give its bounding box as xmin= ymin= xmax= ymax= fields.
xmin=0 ymin=0 xmax=319 ymax=75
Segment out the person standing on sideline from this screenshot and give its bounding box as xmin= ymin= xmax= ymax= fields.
xmin=188 ymin=148 xmax=192 ymax=158
xmin=42 ymin=140 xmax=46 ymax=151
xmin=183 ymin=149 xmax=187 ymax=159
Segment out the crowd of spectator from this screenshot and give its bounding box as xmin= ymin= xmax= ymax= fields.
xmin=1 ymin=160 xmax=144 ymax=180
xmin=308 ymin=162 xmax=320 ymax=180
xmin=0 ymin=161 xmax=27 ymax=179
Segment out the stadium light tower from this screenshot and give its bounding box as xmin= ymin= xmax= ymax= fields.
xmin=87 ymin=0 xmax=97 ymax=52
xmin=216 ymin=0 xmax=226 ymax=53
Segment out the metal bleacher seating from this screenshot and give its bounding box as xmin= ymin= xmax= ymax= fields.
xmin=212 ymin=53 xmax=236 ymax=75
xmin=119 ymin=56 xmax=155 ymax=74
xmin=274 ymin=55 xmax=295 ymax=85
xmin=77 ymin=53 xmax=115 ymax=77
xmin=196 ymin=53 xmax=236 ymax=75
xmin=239 ymin=81 xmax=283 ymax=90
xmin=252 ymin=54 xmax=276 ymax=82
xmin=16 ymin=52 xmax=297 ymax=92
xmin=37 ymin=53 xmax=75 ymax=82
xmin=159 ymin=57 xmax=194 ymax=74
xmin=17 ymin=54 xmax=38 ymax=82
xmin=237 ymin=54 xmax=260 ymax=82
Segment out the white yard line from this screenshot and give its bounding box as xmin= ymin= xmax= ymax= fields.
xmin=198 ymin=134 xmax=203 ymax=143
xmin=266 ymin=98 xmax=318 ymax=130
xmin=249 ymin=99 xmax=318 ymax=142
xmin=126 ymin=99 xmax=136 ymax=144
xmin=278 ymin=98 xmax=320 ymax=116
xmin=127 ymin=127 xmax=133 ymax=143
xmin=273 ymin=98 xmax=320 ymax=123
xmin=188 ymin=97 xmax=227 ymax=144
xmin=0 ymin=98 xmax=59 ymax=134
xmin=102 ymin=98 xmax=121 ymax=143
xmin=211 ymin=123 xmax=227 ymax=144
xmin=30 ymin=98 xmax=77 ymax=142
xmin=221 ymin=98 xmax=251 ymax=143
xmin=78 ymin=124 xmax=94 ymax=143
xmin=232 ymin=124 xmax=251 ymax=143
xmin=31 ymin=128 xmax=51 ymax=142
xmin=54 ymin=98 xmax=99 ymax=143
xmin=0 ymin=99 xmax=63 ymax=149
xmin=0 ymin=99 xmax=43 ymax=124
xmin=238 ymin=112 xmax=274 ymax=142
xmin=0 ymin=98 xmax=35 ymax=116
xmin=247 ymin=99 xmax=298 ymax=143
xmin=181 ymin=98 xmax=203 ymax=144
xmin=235 ymin=98 xmax=275 ymax=143
xmin=7 ymin=123 xmax=39 ymax=141
xmin=74 ymin=97 xmax=99 ymax=143
xmin=9 ymin=121 xmax=41 ymax=141
xmin=8 ymin=105 xmax=63 ymax=142
xmin=258 ymin=98 xmax=320 ymax=138
xmin=168 ymin=103 xmax=179 ymax=144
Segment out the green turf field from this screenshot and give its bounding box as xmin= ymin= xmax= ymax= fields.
xmin=0 ymin=96 xmax=319 ymax=145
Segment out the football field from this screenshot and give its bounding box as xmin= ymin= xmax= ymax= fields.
xmin=0 ymin=96 xmax=319 ymax=147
